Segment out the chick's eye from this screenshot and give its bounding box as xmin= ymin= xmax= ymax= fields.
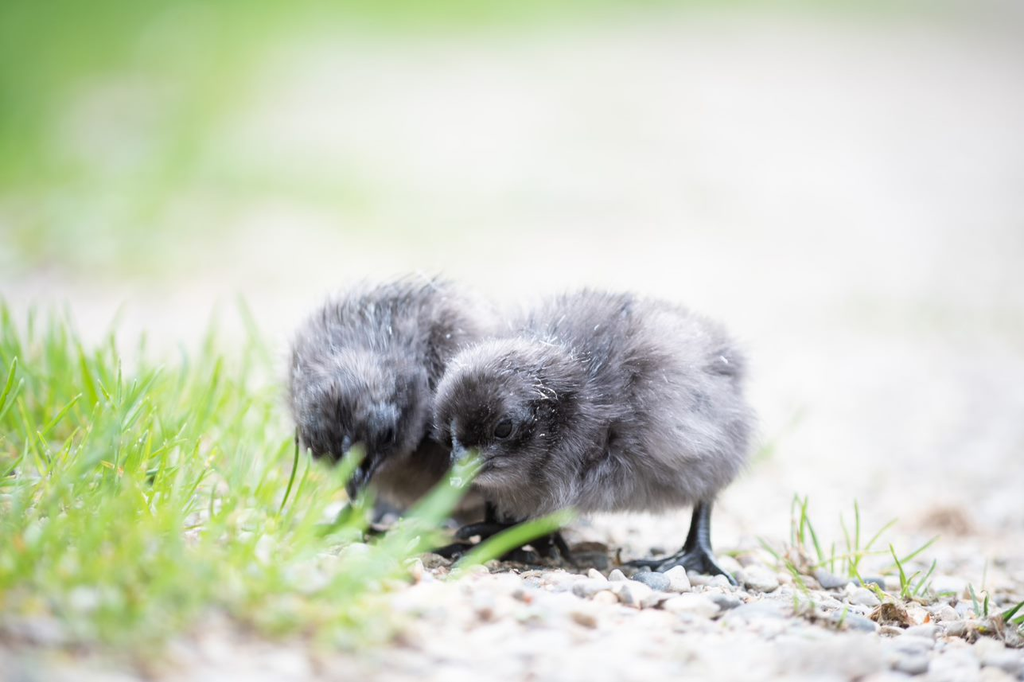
xmin=492 ymin=418 xmax=514 ymax=440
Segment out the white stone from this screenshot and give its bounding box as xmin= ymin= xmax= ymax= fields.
xmin=610 ymin=580 xmax=655 ymax=608
xmin=661 ymin=594 xmax=721 ymax=619
xmin=737 ymin=564 xmax=780 ymax=593
xmin=847 ymin=587 xmax=881 ymax=608
xmin=663 ymin=566 xmax=692 ymax=593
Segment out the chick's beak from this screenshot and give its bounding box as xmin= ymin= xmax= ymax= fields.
xmin=345 ymin=453 xmax=383 ymax=499
xmin=450 ymin=426 xmax=470 ymax=465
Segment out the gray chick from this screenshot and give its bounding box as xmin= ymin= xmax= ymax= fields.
xmin=288 ymin=276 xmax=492 ymax=510
xmin=432 ymin=289 xmax=754 ymax=580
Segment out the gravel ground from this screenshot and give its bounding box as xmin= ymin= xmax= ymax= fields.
xmin=3 ymin=4 xmax=1024 ymax=680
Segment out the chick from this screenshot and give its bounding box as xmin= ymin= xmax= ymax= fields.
xmin=432 ymin=290 xmax=754 ymax=580
xmin=288 ymin=277 xmax=492 ymax=510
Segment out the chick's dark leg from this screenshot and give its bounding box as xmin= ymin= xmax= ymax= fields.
xmin=625 ymin=500 xmax=737 ymax=585
xmin=433 ymin=503 xmax=574 ymax=563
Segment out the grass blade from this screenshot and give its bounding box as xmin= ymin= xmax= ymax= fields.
xmin=456 ymin=509 xmax=577 ymax=570
xmin=40 ymin=393 xmax=82 ymax=437
xmin=898 ymin=535 xmax=939 ymax=565
xmin=1002 ymin=600 xmax=1024 ymax=622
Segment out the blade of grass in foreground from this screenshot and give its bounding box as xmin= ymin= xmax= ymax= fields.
xmin=455 ymin=509 xmax=578 ymax=570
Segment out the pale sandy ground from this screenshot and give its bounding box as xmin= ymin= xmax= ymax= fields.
xmin=3 ymin=3 xmax=1024 ymax=680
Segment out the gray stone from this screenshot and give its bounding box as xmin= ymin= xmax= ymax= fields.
xmin=608 ymin=569 xmax=627 ymax=582
xmin=708 ymin=593 xmax=743 ymax=611
xmin=572 ymin=579 xmax=611 ymax=598
xmin=839 ymin=613 xmax=879 ymax=633
xmin=663 ymin=566 xmax=691 ymax=593
xmin=631 ymin=571 xmax=671 ymax=592
xmin=737 ymin=564 xmax=780 ymax=592
xmin=860 ymin=576 xmax=886 ymax=590
xmin=931 ymin=604 xmax=959 ymax=622
xmin=815 ymin=568 xmax=854 ymax=590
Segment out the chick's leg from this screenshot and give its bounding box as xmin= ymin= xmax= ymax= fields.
xmin=433 ymin=503 xmax=574 ymax=563
xmin=625 ymin=501 xmax=737 ymax=585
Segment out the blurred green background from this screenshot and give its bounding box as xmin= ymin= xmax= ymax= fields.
xmin=2 ymin=0 xmax=1016 ymax=282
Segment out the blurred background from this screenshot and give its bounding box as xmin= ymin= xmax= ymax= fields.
xmin=2 ymin=0 xmax=1023 ymax=582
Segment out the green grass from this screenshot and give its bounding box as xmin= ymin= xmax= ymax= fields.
xmin=0 ymin=302 xmax=486 ymax=649
xmin=760 ymin=495 xmax=942 ymax=605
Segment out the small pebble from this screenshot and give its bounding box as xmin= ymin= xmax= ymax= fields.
xmin=737 ymin=565 xmax=780 ymax=593
xmin=931 ymin=604 xmax=958 ymax=622
xmin=572 ymin=579 xmax=611 ymax=598
xmin=420 ymin=553 xmax=451 ymax=569
xmin=943 ymin=621 xmax=968 ymax=638
xmin=631 ymin=571 xmax=671 ymax=592
xmin=586 ymin=568 xmax=606 ymax=582
xmin=708 ymin=593 xmax=743 ymax=611
xmin=662 ymin=594 xmax=720 ymax=619
xmin=860 ymin=576 xmax=886 ymax=590
xmin=892 ymin=636 xmax=935 ymax=655
xmin=592 ymin=591 xmax=619 ymax=606
xmin=610 ymin=580 xmax=655 ymax=609
xmin=663 ymin=566 xmax=691 ymax=593
xmin=570 ymin=610 xmax=599 ymax=629
xmin=815 ymin=568 xmax=854 ymax=590
xmin=905 ymin=624 xmax=938 ymax=639
xmin=687 ymin=571 xmax=713 ymax=586
xmin=608 ymin=569 xmax=627 ymax=582
xmin=709 ymin=575 xmax=733 ymax=589
xmin=848 ymin=587 xmax=881 ymax=608
xmin=839 ymin=613 xmax=879 ymax=633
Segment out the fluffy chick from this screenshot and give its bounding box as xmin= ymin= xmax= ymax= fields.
xmin=288 ymin=276 xmax=492 ymax=508
xmin=432 ymin=289 xmax=754 ymax=578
